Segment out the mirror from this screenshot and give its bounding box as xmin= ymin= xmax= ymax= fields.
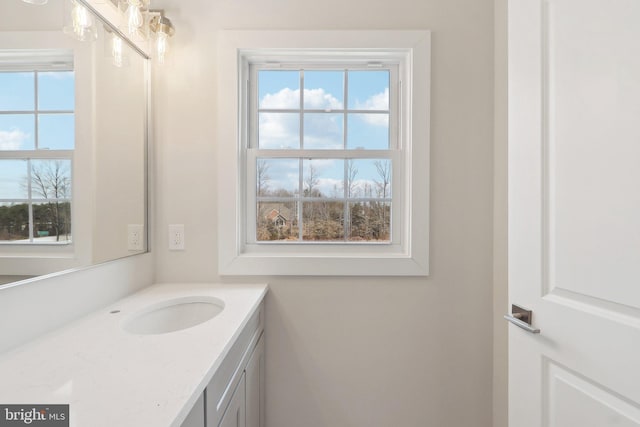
xmin=0 ymin=0 xmax=148 ymax=286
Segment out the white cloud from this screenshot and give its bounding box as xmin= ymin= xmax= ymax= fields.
xmin=260 ymin=88 xmax=343 ymax=110
xmin=258 ymin=87 xmax=390 ymax=151
xmin=259 ymin=88 xmax=344 ymax=149
xmin=355 ymin=87 xmax=389 ymax=110
xmin=259 ymin=113 xmax=299 ymax=149
xmin=354 ymin=88 xmax=389 ymax=127
xmin=260 ymin=88 xmax=299 ymax=109
xmin=0 ymin=129 xmax=29 ymax=150
xmin=303 ymin=89 xmax=343 ymax=110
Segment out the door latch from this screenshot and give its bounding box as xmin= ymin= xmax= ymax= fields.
xmin=504 ymin=304 xmax=540 ymax=334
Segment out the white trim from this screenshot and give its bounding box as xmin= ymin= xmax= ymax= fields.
xmin=218 ymin=30 xmax=430 ymax=276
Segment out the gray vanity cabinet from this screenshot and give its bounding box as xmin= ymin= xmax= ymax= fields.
xmin=218 ymin=374 xmax=246 ymax=427
xmin=180 ymin=302 xmax=264 ymax=427
xmin=244 ymin=335 xmax=264 ymax=427
xmin=217 ymin=334 xmax=264 ymax=427
xmin=205 ymin=305 xmax=264 ymax=427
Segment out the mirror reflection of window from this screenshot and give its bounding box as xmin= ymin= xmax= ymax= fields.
xmin=0 ymin=50 xmax=74 ymax=245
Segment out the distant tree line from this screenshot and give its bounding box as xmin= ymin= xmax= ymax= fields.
xmin=0 ymin=202 xmax=71 ymax=241
xmin=256 ymin=159 xmax=391 ymax=242
xmin=0 ymin=160 xmax=71 ymax=242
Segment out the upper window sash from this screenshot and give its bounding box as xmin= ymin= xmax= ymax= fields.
xmin=247 ymin=63 xmax=400 ymax=151
xmin=0 ymin=50 xmax=73 ymax=72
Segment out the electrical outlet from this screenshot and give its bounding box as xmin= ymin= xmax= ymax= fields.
xmin=169 ymin=224 xmax=185 ymax=250
xmin=128 ymin=224 xmax=144 ymax=251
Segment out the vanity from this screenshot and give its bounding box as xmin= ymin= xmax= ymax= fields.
xmin=0 ymin=283 xmax=267 ymax=427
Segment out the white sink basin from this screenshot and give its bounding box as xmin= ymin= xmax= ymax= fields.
xmin=123 ymin=296 xmax=225 ymax=335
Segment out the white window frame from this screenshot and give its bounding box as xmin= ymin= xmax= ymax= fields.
xmin=0 ymin=51 xmax=74 ymax=250
xmin=217 ymin=30 xmax=430 ymax=276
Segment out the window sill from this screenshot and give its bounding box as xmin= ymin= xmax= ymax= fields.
xmin=219 ymin=252 xmax=428 ymax=276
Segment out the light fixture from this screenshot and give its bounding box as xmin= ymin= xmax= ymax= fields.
xmin=124 ymin=0 xmax=144 ymax=35
xmin=59 ymin=0 xmax=177 ymax=63
xmin=63 ymin=0 xmax=97 ymax=42
xmin=21 ymin=0 xmax=48 ymax=5
xmin=149 ymin=13 xmax=175 ymax=64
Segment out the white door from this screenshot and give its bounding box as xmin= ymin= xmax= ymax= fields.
xmin=508 ymin=0 xmax=640 ymax=426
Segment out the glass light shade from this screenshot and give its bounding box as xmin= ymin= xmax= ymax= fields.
xmin=149 ymin=15 xmax=174 ymax=64
xmin=126 ymin=1 xmax=144 ymax=35
xmin=156 ymin=32 xmax=169 ymax=64
xmin=63 ymin=0 xmax=97 ymax=42
xmin=21 ymin=0 xmax=49 ymax=4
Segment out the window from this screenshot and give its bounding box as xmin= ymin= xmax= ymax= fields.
xmin=250 ymin=66 xmax=397 ymax=244
xmin=218 ymin=31 xmax=430 ymax=276
xmin=0 ymin=51 xmax=74 ymax=245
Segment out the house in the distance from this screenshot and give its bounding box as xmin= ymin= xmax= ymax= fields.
xmin=266 ymin=208 xmax=288 ymax=228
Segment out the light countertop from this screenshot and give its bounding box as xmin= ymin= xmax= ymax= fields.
xmin=0 ymin=282 xmax=268 ymax=427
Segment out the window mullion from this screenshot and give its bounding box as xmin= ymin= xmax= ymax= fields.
xmin=298 ymin=70 xmax=304 ymax=241
xmin=27 ymin=159 xmax=34 ymax=242
xmin=298 ymin=158 xmax=303 ymax=241
xmin=343 ymin=69 xmax=349 ymax=240
xmin=34 ymin=71 xmax=39 ymax=150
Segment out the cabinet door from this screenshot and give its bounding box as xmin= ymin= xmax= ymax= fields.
xmin=245 ymin=335 xmax=264 ymax=427
xmin=181 ymin=393 xmax=205 ymax=427
xmin=218 ymin=373 xmax=246 ymax=427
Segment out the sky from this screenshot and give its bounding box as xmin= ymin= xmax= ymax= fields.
xmin=257 ymin=69 xmax=392 ymax=198
xmin=0 ymin=71 xmax=74 ymax=200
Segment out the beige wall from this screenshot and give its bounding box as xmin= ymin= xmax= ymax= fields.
xmin=493 ymin=0 xmax=508 ymax=426
xmin=153 ymin=0 xmax=496 ymax=425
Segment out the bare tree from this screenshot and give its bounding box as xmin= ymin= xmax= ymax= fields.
xmin=304 ymin=162 xmax=320 ymax=196
xmin=374 ymin=160 xmax=391 ymax=198
xmin=257 ymin=160 xmax=270 ymax=196
xmin=31 ymin=160 xmax=71 ymax=242
xmin=374 ymin=160 xmax=391 ymax=240
xmin=347 ymin=159 xmax=359 ymax=198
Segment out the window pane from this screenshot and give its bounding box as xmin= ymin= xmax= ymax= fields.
xmin=303 ymin=159 xmax=344 ymax=198
xmin=38 ymin=114 xmax=74 ymax=149
xmin=303 ymin=71 xmax=344 ymax=109
xmin=303 ymin=113 xmax=343 ymax=149
xmin=258 ymin=112 xmax=299 ymax=149
xmin=38 ymin=71 xmax=75 ymax=111
xmin=347 ymin=159 xmax=391 ymax=198
xmin=30 ymin=159 xmax=72 ymax=200
xmin=258 ymin=70 xmax=299 ymax=109
xmin=347 ymin=113 xmax=389 ymax=149
xmin=33 ymin=200 xmax=71 ymax=243
xmin=0 ymin=114 xmax=35 ymax=150
xmin=347 ymin=70 xmax=389 ymax=111
xmin=0 ymin=159 xmax=28 ymax=199
xmin=256 ymin=158 xmax=299 ymax=196
xmin=0 ymin=72 xmax=34 ymax=111
xmin=257 ymin=201 xmax=298 ymax=241
xmin=302 ymin=201 xmax=345 ymax=241
xmin=0 ymin=202 xmax=29 ymax=242
xmin=348 ymin=201 xmax=391 ymax=242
